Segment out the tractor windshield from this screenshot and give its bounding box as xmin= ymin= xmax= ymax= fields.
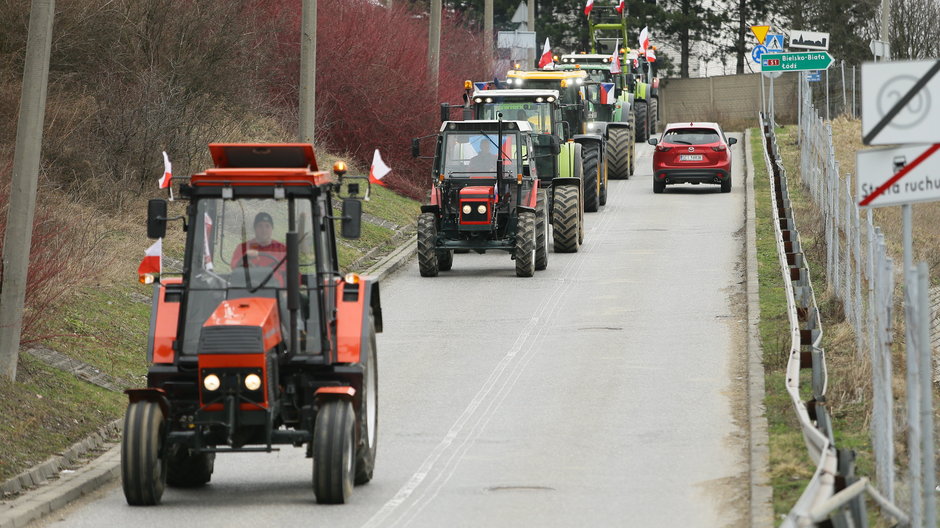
xmin=442 ymin=132 xmax=521 ymax=175
xmin=479 ymin=103 xmax=553 ymax=134
xmin=181 ymin=197 xmax=323 ymax=356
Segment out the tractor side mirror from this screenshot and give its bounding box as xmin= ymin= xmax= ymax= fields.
xmin=440 ymin=103 xmax=449 ymax=123
xmin=411 ymin=138 xmax=420 ymax=158
xmin=147 ymin=199 xmax=167 ymax=239
xmin=648 ymin=138 xmax=658 ymax=146
xmin=341 ymin=198 xmax=363 ymax=239
xmin=728 ymin=137 xmax=738 ymax=146
xmin=551 ymin=136 xmax=562 ymax=155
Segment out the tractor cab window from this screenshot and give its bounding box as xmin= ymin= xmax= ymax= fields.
xmin=479 ymin=103 xmax=553 ymax=135
xmin=442 ymin=132 xmax=520 ymax=176
xmin=585 ymin=70 xmax=610 ymax=83
xmin=181 ymin=197 xmax=319 ymax=356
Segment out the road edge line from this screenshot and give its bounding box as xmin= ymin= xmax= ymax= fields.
xmin=745 ymin=126 xmax=774 ymax=527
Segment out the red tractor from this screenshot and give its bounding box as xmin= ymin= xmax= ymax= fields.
xmin=123 ymin=144 xmax=380 ymax=505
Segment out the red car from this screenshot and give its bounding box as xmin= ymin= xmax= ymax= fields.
xmin=648 ymin=122 xmax=736 ymax=194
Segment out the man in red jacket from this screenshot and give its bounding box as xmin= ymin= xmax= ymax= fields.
xmin=231 ymin=212 xmax=287 ymax=268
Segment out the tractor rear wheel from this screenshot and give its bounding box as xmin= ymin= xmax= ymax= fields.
xmin=535 ymin=188 xmax=549 ymax=270
xmin=582 ymin=143 xmax=601 ymax=213
xmin=515 ymin=211 xmax=536 ymax=277
xmin=121 ymin=401 xmax=167 ymax=506
xmin=313 ymin=399 xmax=356 ymax=504
xmin=355 ymin=312 xmax=378 ymax=485
xmin=649 ymin=98 xmax=659 ymax=135
xmin=166 ymin=447 xmax=214 ymax=488
xmin=552 ymin=186 xmax=580 ymax=253
xmin=606 ymin=127 xmax=632 ymax=180
xmin=417 ymin=213 xmax=439 ymax=277
xmin=599 ymin=163 xmax=608 ymax=206
xmin=635 ymin=101 xmax=649 ymax=142
xmin=437 ymin=250 xmax=453 ymax=271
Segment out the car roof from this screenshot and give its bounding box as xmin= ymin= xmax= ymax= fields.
xmin=664 ymin=122 xmax=723 ymax=131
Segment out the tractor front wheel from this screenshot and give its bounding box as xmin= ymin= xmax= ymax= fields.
xmin=417 ymin=213 xmax=439 ymax=277
xmin=437 ymin=250 xmax=453 ymax=271
xmin=313 ymin=399 xmax=356 ymax=504
xmin=552 ymin=186 xmax=580 ymax=253
xmin=606 ymin=127 xmax=632 ymax=180
xmin=649 ymin=98 xmax=659 ymax=135
xmin=535 ymin=188 xmax=549 ymax=270
xmin=166 ymin=447 xmax=214 ymax=488
xmin=355 ymin=313 xmax=378 ymax=485
xmin=515 ymin=212 xmax=536 ymax=277
xmin=121 ymin=401 xmax=167 ymax=506
xmin=582 ymin=144 xmax=601 ymax=213
xmin=635 ymin=101 xmax=649 ymax=142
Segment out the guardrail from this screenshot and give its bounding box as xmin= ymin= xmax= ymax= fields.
xmin=758 ymin=112 xmax=909 ymax=527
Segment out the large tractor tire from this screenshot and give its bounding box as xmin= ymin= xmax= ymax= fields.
xmin=552 ymin=185 xmax=580 ymax=253
xmin=313 ymin=399 xmax=356 ymax=504
xmin=417 ymin=213 xmax=439 ymax=277
xmin=121 ymin=401 xmax=167 ymax=506
xmin=649 ymin=99 xmax=659 ymax=135
xmin=166 ymin=448 xmax=214 ymax=488
xmin=355 ymin=312 xmax=378 ymax=485
xmin=514 ymin=211 xmax=536 ymax=277
xmin=437 ymin=250 xmax=453 ymax=271
xmin=599 ymin=161 xmax=608 ymax=206
xmin=607 ymin=127 xmax=633 ymax=180
xmin=635 ymin=101 xmax=649 ymax=142
xmin=535 ymin=188 xmax=549 ymax=270
xmin=582 ymin=143 xmax=601 ymax=213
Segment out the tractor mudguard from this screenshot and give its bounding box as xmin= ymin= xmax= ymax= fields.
xmin=429 ymin=186 xmax=442 ymax=207
xmin=573 ymin=135 xmax=605 ymax=149
xmin=149 ymin=278 xmax=182 ymax=365
xmin=557 ymin=142 xmax=581 ymax=180
xmin=516 ymin=205 xmax=536 ymax=215
xmin=551 ymin=177 xmax=581 ymax=188
xmin=125 ymin=388 xmax=171 ymax=420
xmin=420 ymin=204 xmax=440 ymax=215
xmin=335 ymin=278 xmax=381 ymax=364
xmin=585 ymin=122 xmax=610 ymax=137
xmin=635 ymin=82 xmax=648 ymax=101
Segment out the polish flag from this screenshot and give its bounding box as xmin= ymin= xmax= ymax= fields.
xmin=370 ymin=149 xmax=391 ymax=187
xmin=616 ymin=0 xmax=625 ymax=14
xmin=610 ymin=49 xmax=622 ymax=74
xmin=137 ymin=238 xmax=162 ymax=280
xmin=638 ymin=26 xmax=650 ymax=54
xmin=158 ymin=151 xmax=172 ymax=189
xmin=646 ymin=48 xmax=657 ymax=63
xmin=538 ymin=38 xmax=553 ymax=69
xmin=584 ymin=0 xmax=594 ymax=16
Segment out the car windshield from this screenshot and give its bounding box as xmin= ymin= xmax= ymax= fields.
xmin=181 ymin=197 xmax=320 ymax=355
xmin=442 ymin=132 xmax=521 ymax=175
xmin=479 ymin=103 xmax=553 ymax=134
xmin=662 ymin=128 xmax=722 ymax=145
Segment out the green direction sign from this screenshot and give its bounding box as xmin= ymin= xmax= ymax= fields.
xmin=761 ymin=52 xmax=834 ymax=72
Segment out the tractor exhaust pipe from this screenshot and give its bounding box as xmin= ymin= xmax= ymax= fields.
xmin=286 ymin=231 xmax=300 ymax=356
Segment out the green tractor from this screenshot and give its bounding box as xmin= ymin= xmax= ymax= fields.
xmin=586 ymin=4 xmax=661 ymax=142
xmin=556 ymin=53 xmax=636 ymax=180
xmin=505 ymin=68 xmax=609 ymax=213
xmin=466 ymin=88 xmax=584 ymax=255
xmin=410 ymin=119 xmax=548 ymax=277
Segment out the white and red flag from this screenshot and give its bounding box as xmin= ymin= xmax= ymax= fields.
xmin=137 ymin=238 xmax=162 ymax=281
xmin=646 ymin=48 xmax=657 ymax=62
xmin=158 ymin=151 xmax=172 ymax=189
xmin=538 ymin=38 xmax=554 ymax=69
xmin=610 ymin=48 xmax=622 ymax=74
xmin=616 ymin=0 xmax=625 ymax=14
xmin=370 ymin=149 xmax=391 ymax=187
xmin=638 ymin=26 xmax=650 ymax=54
xmin=584 ymin=0 xmax=594 ymax=16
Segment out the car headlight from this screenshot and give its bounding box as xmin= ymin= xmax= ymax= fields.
xmin=244 ymin=373 xmax=262 ymax=391
xmin=462 ymin=204 xmax=471 ymax=214
xmin=477 ymin=204 xmax=487 ymax=215
xmin=203 ymin=374 xmax=220 ymax=392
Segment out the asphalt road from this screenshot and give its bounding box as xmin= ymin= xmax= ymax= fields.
xmin=42 ymin=137 xmax=749 ymax=528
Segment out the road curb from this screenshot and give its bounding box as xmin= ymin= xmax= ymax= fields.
xmin=364 ymin=235 xmax=416 ymax=281
xmin=744 ymin=127 xmax=774 ymax=526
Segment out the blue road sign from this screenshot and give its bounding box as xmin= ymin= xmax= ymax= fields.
xmin=807 ymin=70 xmax=821 ymax=82
xmin=764 ymin=34 xmax=784 ymax=53
xmin=751 ymin=44 xmax=768 ymax=64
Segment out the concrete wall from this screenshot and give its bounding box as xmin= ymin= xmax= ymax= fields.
xmin=657 ymin=73 xmax=798 ymax=131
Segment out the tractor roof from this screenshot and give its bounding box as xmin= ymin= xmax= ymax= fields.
xmin=560 ymin=54 xmax=614 ymax=63
xmin=192 ymin=143 xmax=331 ymax=187
xmin=439 ymin=120 xmax=533 ymax=133
xmin=506 ymin=69 xmax=587 ymax=80
xmin=470 ymin=89 xmax=560 ymax=101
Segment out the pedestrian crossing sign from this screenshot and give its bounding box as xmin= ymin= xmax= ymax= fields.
xmin=765 ymin=34 xmax=784 ymax=52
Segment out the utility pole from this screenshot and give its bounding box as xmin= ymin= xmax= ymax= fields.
xmin=299 ymin=0 xmax=316 ymax=143
xmin=428 ymin=0 xmax=442 ymax=89
xmin=0 ymin=0 xmax=55 ymax=382
xmin=880 ymin=0 xmax=890 ymax=44
xmin=526 ymin=0 xmax=535 ymax=68
xmin=484 ymin=0 xmax=494 ymax=70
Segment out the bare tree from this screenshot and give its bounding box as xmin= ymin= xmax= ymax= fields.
xmin=890 ymin=0 xmax=939 ymax=59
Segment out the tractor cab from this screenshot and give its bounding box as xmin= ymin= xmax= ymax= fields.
xmin=124 ymin=143 xmax=382 ymax=506
xmin=505 ymin=69 xmax=589 ymax=135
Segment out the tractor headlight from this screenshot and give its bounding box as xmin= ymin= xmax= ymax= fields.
xmin=462 ymin=204 xmax=472 ymax=214
xmin=244 ymin=373 xmax=262 ymax=391
xmin=477 ymin=204 xmax=487 ymax=215
xmin=547 ymin=96 xmax=556 ymax=102
xmin=536 ymin=97 xmax=544 ymax=103
xmin=474 ymin=97 xmax=483 ymax=103
xmin=203 ymin=374 xmax=220 ymax=392
xmin=485 ymin=97 xmax=493 ymax=103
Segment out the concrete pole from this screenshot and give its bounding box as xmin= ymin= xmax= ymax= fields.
xmin=484 ymin=0 xmax=494 ymax=71
xmin=0 ymin=0 xmax=55 ymax=382
xmin=299 ymin=0 xmax=316 ymax=143
xmin=526 ymin=0 xmax=535 ymax=68
xmin=918 ymin=262 xmax=937 ymax=528
xmin=429 ymin=0 xmax=442 ymax=90
xmin=903 ymin=203 xmax=922 ymax=528
xmin=880 ymin=0 xmax=890 ymax=44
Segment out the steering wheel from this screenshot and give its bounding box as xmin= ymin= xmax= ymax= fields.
xmin=234 ymin=251 xmax=287 ymax=289
xmin=233 ymin=251 xmax=282 ymax=269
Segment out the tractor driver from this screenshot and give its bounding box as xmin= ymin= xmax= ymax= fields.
xmin=231 ymin=212 xmax=287 ymax=268
xmin=468 ymin=140 xmax=499 ymax=171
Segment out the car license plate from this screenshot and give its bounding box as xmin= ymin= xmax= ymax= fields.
xmin=679 ymin=154 xmax=703 ymax=161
